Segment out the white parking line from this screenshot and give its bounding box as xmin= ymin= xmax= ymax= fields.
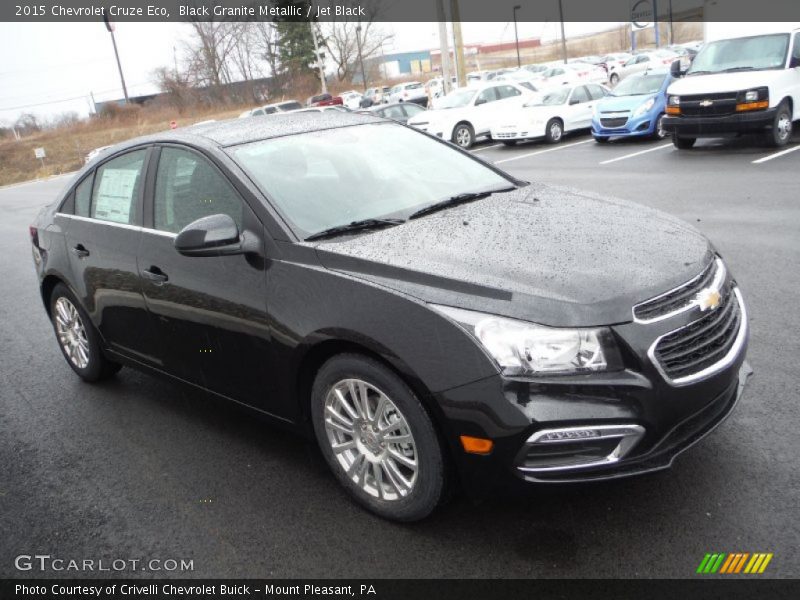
xmin=493 ymin=139 xmax=595 ymax=164
xmin=752 ymin=144 xmax=800 ymax=164
xmin=598 ymin=143 xmax=672 ymax=165
xmin=471 ymin=143 xmax=503 ymax=153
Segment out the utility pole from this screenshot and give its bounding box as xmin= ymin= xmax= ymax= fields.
xmin=513 ymin=5 xmax=521 ymax=68
xmin=309 ymin=21 xmax=327 ymax=94
xmin=450 ymin=0 xmax=466 ymax=87
xmin=103 ymin=14 xmax=129 ymax=103
xmin=557 ymin=0 xmax=568 ymax=64
xmin=668 ymin=0 xmax=674 ymax=45
xmin=436 ymin=0 xmax=452 ymax=94
xmin=356 ymin=23 xmax=367 ymax=91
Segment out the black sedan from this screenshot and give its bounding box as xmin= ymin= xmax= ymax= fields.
xmin=363 ymin=101 xmax=426 ymax=124
xmin=30 ymin=112 xmax=750 ymax=521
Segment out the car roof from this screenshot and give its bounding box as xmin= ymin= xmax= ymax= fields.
xmin=94 ymin=112 xmax=386 ymax=153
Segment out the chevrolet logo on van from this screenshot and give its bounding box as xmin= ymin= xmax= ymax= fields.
xmin=696 ymin=288 xmax=722 ymax=311
xmin=699 ymin=100 xmax=714 ymax=107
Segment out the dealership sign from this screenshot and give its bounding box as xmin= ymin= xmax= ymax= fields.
xmin=630 ymin=0 xmax=655 ymax=29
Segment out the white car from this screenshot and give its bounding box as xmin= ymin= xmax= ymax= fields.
xmin=388 ymin=82 xmax=427 ymax=105
xmin=491 ymin=83 xmax=609 ymax=145
xmin=84 ymin=145 xmax=111 ymax=164
xmin=608 ymin=51 xmax=678 ymax=85
xmin=239 ymin=100 xmax=303 ymax=118
xmin=339 ymin=90 xmax=363 ymax=110
xmin=407 ymin=82 xmax=535 ymax=149
xmin=533 ymin=63 xmax=607 ymax=88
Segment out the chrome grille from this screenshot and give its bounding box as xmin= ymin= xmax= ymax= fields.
xmin=651 ymin=287 xmax=746 ymax=385
xmin=634 ymin=259 xmax=722 ymax=323
xmin=600 ymin=117 xmax=628 ymax=128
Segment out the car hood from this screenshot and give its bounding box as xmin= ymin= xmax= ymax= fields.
xmin=668 ymin=69 xmax=787 ymax=95
xmin=597 ymin=93 xmax=658 ymax=112
xmin=313 ymin=184 xmax=714 ymax=327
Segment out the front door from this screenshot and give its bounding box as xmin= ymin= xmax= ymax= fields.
xmin=137 ymin=145 xmax=279 ymax=414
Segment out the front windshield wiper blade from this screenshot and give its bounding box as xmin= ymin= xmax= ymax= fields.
xmin=408 ymin=187 xmax=515 ymax=220
xmin=720 ymin=66 xmax=756 ymax=73
xmin=304 ymin=218 xmax=405 ymax=241
xmin=687 ymin=70 xmax=713 ymax=76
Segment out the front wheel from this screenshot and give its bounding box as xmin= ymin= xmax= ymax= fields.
xmin=593 ymin=136 xmax=609 ymax=144
xmin=311 ymin=354 xmax=447 ymax=522
xmin=502 ymin=140 xmax=517 ymax=146
xmin=653 ymin=113 xmax=667 ymax=139
xmin=609 ymin=73 xmax=619 ymax=86
xmin=452 ymin=123 xmax=475 ymax=149
xmin=672 ymin=133 xmax=696 ymax=149
xmin=766 ymin=100 xmax=792 ymax=147
xmin=50 ymin=283 xmax=122 ymax=382
xmin=545 ymin=118 xmax=564 ymax=143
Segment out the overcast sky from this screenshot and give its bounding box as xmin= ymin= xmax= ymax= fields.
xmin=1 ymin=21 xmax=624 ymax=125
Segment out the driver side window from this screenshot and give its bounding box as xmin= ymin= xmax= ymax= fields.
xmin=154 ymin=147 xmax=243 ymax=234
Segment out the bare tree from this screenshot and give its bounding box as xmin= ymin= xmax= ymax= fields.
xmin=253 ymin=21 xmax=284 ymax=88
xmin=321 ymin=1 xmax=393 ymax=83
xmin=183 ymin=20 xmax=239 ymax=89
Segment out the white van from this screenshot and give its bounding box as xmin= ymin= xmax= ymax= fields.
xmin=663 ymin=28 xmax=800 ymax=148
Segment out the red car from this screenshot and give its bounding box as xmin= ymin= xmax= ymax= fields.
xmin=306 ymin=93 xmax=343 ymax=107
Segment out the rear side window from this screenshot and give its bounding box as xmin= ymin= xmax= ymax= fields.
xmin=74 ymin=175 xmax=93 ymax=217
xmin=476 ymin=87 xmax=499 ymax=104
xmin=90 ymin=149 xmax=146 ymax=224
xmin=570 ymin=86 xmax=591 ymax=104
xmin=154 ymin=147 xmax=243 ymax=234
xmin=497 ymin=85 xmax=522 ymax=99
xmin=587 ymin=84 xmax=608 ymax=100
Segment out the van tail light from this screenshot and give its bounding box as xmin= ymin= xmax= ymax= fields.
xmin=29 ymin=226 xmax=39 ymax=248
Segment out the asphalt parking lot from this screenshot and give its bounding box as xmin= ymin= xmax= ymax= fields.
xmin=1 ymin=130 xmax=799 ymax=579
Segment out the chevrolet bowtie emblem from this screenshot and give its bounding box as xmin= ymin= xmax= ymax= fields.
xmin=699 ymin=99 xmax=714 ymax=107
xmin=696 ymin=288 xmax=722 ymax=311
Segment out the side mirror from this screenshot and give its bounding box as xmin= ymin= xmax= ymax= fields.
xmin=174 ymin=214 xmax=248 ymax=257
xmin=670 ymin=59 xmax=686 ymax=78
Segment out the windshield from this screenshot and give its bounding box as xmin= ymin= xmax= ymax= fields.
xmin=528 ymin=88 xmax=570 ymax=106
xmin=229 ymin=123 xmax=512 ymax=239
xmin=688 ymin=33 xmax=789 ymax=74
xmin=278 ymin=101 xmax=302 ymax=111
xmin=612 ymin=73 xmax=668 ymax=96
xmin=437 ymin=89 xmax=476 ymax=108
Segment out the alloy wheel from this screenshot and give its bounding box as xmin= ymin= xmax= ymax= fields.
xmin=550 ymin=122 xmax=563 ymax=142
xmin=656 ymin=114 xmax=667 ymax=138
xmin=54 ymin=297 xmax=90 ymax=369
xmin=323 ymin=378 xmax=418 ymax=501
xmin=455 ymin=127 xmax=471 ymax=148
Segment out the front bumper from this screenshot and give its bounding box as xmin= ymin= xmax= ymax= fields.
xmin=491 ymin=123 xmax=546 ymax=141
xmin=663 ymin=108 xmax=776 ymax=137
xmin=432 ymin=292 xmax=751 ymax=496
xmin=592 ymin=112 xmax=657 ymax=138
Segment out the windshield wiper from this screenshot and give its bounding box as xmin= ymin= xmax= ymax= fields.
xmin=687 ymin=70 xmax=713 ymax=76
xmin=720 ymin=66 xmax=756 ymax=73
xmin=408 ymin=187 xmax=515 ymax=220
xmin=305 ymin=218 xmax=405 ymax=241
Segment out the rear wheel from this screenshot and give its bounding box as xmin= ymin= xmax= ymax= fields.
xmin=545 ymin=118 xmax=564 ymax=143
xmin=766 ymin=100 xmax=792 ymax=147
xmin=310 ymin=354 xmax=447 ymax=522
xmin=452 ymin=123 xmax=475 ymax=149
xmin=672 ymin=133 xmax=696 ymax=149
xmin=609 ymin=72 xmax=619 ymax=86
xmin=502 ymin=140 xmax=517 ymax=146
xmin=50 ymin=283 xmax=122 ymax=382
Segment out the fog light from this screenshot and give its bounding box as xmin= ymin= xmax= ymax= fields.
xmin=460 ymin=435 xmax=494 ymax=454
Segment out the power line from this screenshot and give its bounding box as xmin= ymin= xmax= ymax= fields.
xmin=0 ymin=81 xmax=152 ymax=112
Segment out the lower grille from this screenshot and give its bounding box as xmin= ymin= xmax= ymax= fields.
xmin=651 ymin=287 xmax=746 ymax=385
xmin=600 ymin=117 xmax=628 ymax=128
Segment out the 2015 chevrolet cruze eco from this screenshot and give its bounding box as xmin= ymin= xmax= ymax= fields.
xmin=31 ymin=112 xmax=751 ymax=521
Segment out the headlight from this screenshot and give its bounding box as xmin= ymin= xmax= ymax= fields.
xmin=431 ymin=305 xmax=623 ymax=376
xmin=668 ymin=95 xmax=680 ymax=106
xmin=744 ymin=90 xmax=759 ymax=102
xmin=633 ymin=97 xmax=655 ymax=118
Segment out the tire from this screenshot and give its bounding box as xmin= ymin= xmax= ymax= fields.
xmin=593 ymin=136 xmax=609 ymax=144
xmin=502 ymin=140 xmax=517 ymax=146
xmin=610 ymin=73 xmax=619 ymax=86
xmin=310 ymin=353 xmax=447 ymax=522
xmin=653 ymin=113 xmax=667 ymax=139
xmin=49 ymin=283 xmax=122 ymax=382
xmin=672 ymin=133 xmax=696 ymax=149
xmin=452 ymin=123 xmax=475 ymax=149
xmin=766 ymin=100 xmax=792 ymax=148
xmin=545 ymin=118 xmax=564 ymax=144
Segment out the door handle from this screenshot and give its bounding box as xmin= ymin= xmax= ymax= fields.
xmin=142 ymin=266 xmax=168 ymax=285
xmin=71 ymin=244 xmax=90 ymax=259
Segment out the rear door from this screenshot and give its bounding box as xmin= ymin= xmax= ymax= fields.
xmin=565 ymin=86 xmax=594 ymax=130
xmin=61 ymin=148 xmax=158 ymax=364
xmin=137 ymin=145 xmax=277 ymax=412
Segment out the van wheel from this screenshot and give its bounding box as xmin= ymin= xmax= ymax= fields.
xmin=452 ymin=123 xmax=475 ymax=149
xmin=310 ymin=354 xmax=447 ymax=522
xmin=672 ymin=134 xmax=696 ymax=149
xmin=50 ymin=283 xmax=122 ymax=382
xmin=767 ymin=101 xmax=792 ymax=147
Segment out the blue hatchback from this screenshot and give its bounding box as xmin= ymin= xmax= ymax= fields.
xmin=592 ymin=70 xmax=673 ymax=142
